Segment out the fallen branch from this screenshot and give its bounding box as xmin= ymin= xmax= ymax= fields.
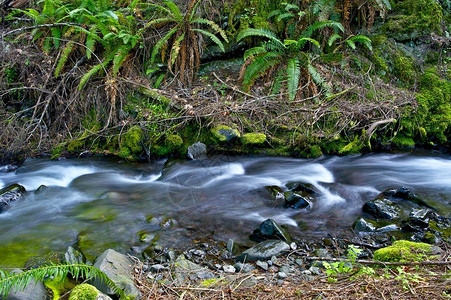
xmin=305 ymin=256 xmax=451 ymax=266
xmin=366 ymin=118 xmax=395 ymax=139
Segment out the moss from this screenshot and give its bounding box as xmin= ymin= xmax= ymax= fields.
xmin=118 ymin=125 xmax=143 ymax=160
xmin=45 ymin=275 xmax=76 ymax=300
xmin=392 ymin=135 xmax=415 ymax=148
xmin=382 ymin=0 xmax=443 ymax=41
xmin=153 ymin=134 xmax=184 ymax=156
xmin=370 ymin=34 xmax=388 ymax=47
xmin=67 ymin=139 xmax=84 ymax=152
xmin=211 ymin=125 xmax=241 ymax=143
xmin=309 ymin=145 xmax=323 ymax=158
xmin=241 ymin=133 xmax=266 ymax=145
xmin=393 ymin=55 xmax=415 ymax=85
xmin=373 ymin=240 xmax=435 ymax=262
xmin=338 ymin=135 xmax=364 ymax=155
xmin=69 ymin=284 xmax=99 ymax=300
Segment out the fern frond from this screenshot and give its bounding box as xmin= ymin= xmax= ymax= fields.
xmin=285 ymin=3 xmax=300 ymax=12
xmin=85 ymin=26 xmax=98 ymax=59
xmin=151 ymin=27 xmax=179 ymax=64
xmin=169 ymin=33 xmax=185 ymax=66
xmin=144 ymin=17 xmax=175 ymax=29
xmin=298 ymin=37 xmax=321 ymax=49
xmin=55 ymin=41 xmax=75 ymax=77
xmin=308 ymin=64 xmax=324 ymax=86
xmin=267 ymin=9 xmax=282 ymax=20
xmin=376 ymin=0 xmax=392 ymax=10
xmin=112 ymin=44 xmax=132 ymax=75
xmin=237 ymin=28 xmax=283 ymax=47
xmin=163 ymin=1 xmax=182 ymax=21
xmin=242 ymin=51 xmax=280 ymax=89
xmin=347 ymin=35 xmax=373 ymax=51
xmin=302 ymin=20 xmax=344 ymax=38
xmin=328 ymin=33 xmax=341 ymax=47
xmin=271 ymin=69 xmax=285 ymax=96
xmin=51 ymin=27 xmax=62 ymax=49
xmin=191 ymin=29 xmax=225 ymax=52
xmin=190 ymin=18 xmax=228 ymax=43
xmin=78 ymin=59 xmax=110 ymax=90
xmin=287 ymin=57 xmax=301 ymax=101
xmin=0 ymin=264 xmax=124 ymax=299
xmin=277 ymin=12 xmax=295 ymax=23
xmin=244 ymin=46 xmax=267 ymax=61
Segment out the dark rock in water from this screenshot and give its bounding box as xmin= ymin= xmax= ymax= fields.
xmin=383 ymin=187 xmax=433 ymax=208
xmin=401 ymin=217 xmax=430 ymax=232
xmin=187 ymin=142 xmax=207 ymax=160
xmin=284 ymin=191 xmax=311 ymax=209
xmin=352 ymin=218 xmax=376 ymax=232
xmin=0 ymin=183 xmax=25 ymax=213
xmin=410 ymin=208 xmax=433 ymax=220
xmin=4 ymin=269 xmax=47 ymax=300
xmin=211 ymin=125 xmax=240 ymax=143
xmin=265 ymin=186 xmax=285 ymax=206
xmin=64 ymin=246 xmax=85 ymax=264
xmin=0 ymin=164 xmax=18 ymax=173
xmin=286 ymin=182 xmax=318 ymax=195
xmin=363 ymin=198 xmax=400 ymax=220
xmin=377 ymin=224 xmax=400 ymax=233
xmin=250 ymin=219 xmax=291 ymax=242
xmin=226 ymin=239 xmax=242 ymax=256
xmin=236 ymin=240 xmax=290 ymax=262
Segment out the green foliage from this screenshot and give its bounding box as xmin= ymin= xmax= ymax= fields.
xmin=323 ymin=245 xmax=363 ymax=281
xmin=118 ymin=125 xmax=143 ymax=160
xmin=394 ymin=266 xmax=422 ymax=290
xmin=211 ymin=125 xmax=241 ymax=143
xmin=147 ymin=0 xmax=228 ymax=85
xmin=241 ymin=133 xmax=267 ymax=145
xmin=0 ymin=264 xmax=124 ymax=299
xmin=69 ymin=283 xmax=99 ymax=300
xmin=373 ymin=240 xmax=435 ymax=262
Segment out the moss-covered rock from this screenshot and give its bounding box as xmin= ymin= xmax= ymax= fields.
xmin=373 ymin=240 xmax=438 ymax=262
xmin=118 ymin=125 xmax=143 ymax=160
xmin=69 ymin=284 xmax=99 ymax=300
xmin=241 ymin=133 xmax=266 ymax=145
xmin=211 ymin=125 xmax=241 ymax=143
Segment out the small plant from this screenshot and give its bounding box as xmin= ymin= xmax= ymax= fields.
xmin=395 ymin=266 xmax=423 ymax=290
xmin=323 ymin=245 xmax=363 ymax=282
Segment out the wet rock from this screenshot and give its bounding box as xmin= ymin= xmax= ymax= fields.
xmin=236 ymin=240 xmax=290 ymax=262
xmin=352 ymin=218 xmax=376 ymax=232
xmin=0 ymin=183 xmax=25 ymax=213
xmin=401 ymin=217 xmax=430 ymax=232
xmin=286 ymin=182 xmax=318 ymax=195
xmin=255 ymin=260 xmax=268 ymax=270
xmin=377 ymin=224 xmax=400 ymax=232
xmin=211 ymin=125 xmax=240 ymax=143
xmin=284 ymin=191 xmax=311 ymax=209
xmin=226 ymin=239 xmax=241 ymax=256
xmin=92 ymin=249 xmax=141 ymax=299
xmin=383 ymin=187 xmax=433 ymax=208
xmin=0 ymin=164 xmax=18 ymax=173
xmin=234 ymin=262 xmax=255 ymax=273
xmin=250 ymin=219 xmax=291 ymax=242
xmin=150 ymin=264 xmax=166 ymax=273
xmin=223 ymin=265 xmax=236 ymax=273
xmin=187 ymin=142 xmax=207 ymax=160
xmin=173 ymin=256 xmax=213 ymax=285
xmin=363 ymin=198 xmax=401 ymax=220
xmin=64 ymin=246 xmax=85 ymax=264
xmin=278 ymin=272 xmax=288 ymax=279
xmin=265 ymin=186 xmax=285 ymax=206
xmin=4 ymin=269 xmax=47 ymax=300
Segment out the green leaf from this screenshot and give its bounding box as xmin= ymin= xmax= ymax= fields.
xmin=277 ymin=12 xmax=295 ymax=22
xmin=242 ymin=51 xmax=280 ymax=89
xmin=243 ymin=46 xmax=267 ymax=61
xmin=192 ymin=29 xmax=225 ymax=52
xmin=55 ymin=41 xmax=75 ymax=77
xmin=78 ymin=61 xmax=107 ymax=90
xmin=163 ymin=1 xmax=182 ymax=21
xmin=169 ymin=32 xmax=185 ymax=66
xmin=151 ymin=27 xmax=179 ymax=64
xmin=191 ymin=18 xmax=228 ymax=43
xmin=112 ymin=44 xmax=132 ymax=75
xmin=51 ymin=27 xmax=62 ymax=49
xmin=154 ymin=73 xmax=166 ymax=88
xmin=328 ymin=33 xmax=341 ymax=47
xmin=85 ymin=26 xmax=98 ymax=60
xmin=302 ymin=20 xmax=344 ymax=38
xmin=237 ymin=28 xmax=283 ymax=47
xmin=348 ymin=35 xmax=373 ymax=51
xmin=298 ymin=37 xmax=321 ymax=49
xmin=287 ymin=57 xmax=301 ymax=101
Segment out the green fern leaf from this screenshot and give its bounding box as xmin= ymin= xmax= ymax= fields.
xmin=328 ymin=33 xmax=341 ymax=47
xmin=154 ymin=73 xmax=166 ymax=88
xmin=244 ymin=46 xmax=267 ymax=60
xmin=302 ymin=20 xmax=344 ymax=38
xmin=237 ymin=28 xmax=283 ymax=47
xmin=271 ymin=69 xmax=285 ymax=96
xmin=55 ymin=41 xmax=75 ymax=77
xmin=346 ymin=39 xmax=356 ymax=50
xmin=151 ymin=27 xmax=179 ymax=64
xmin=287 ymin=57 xmax=301 ymax=101
xmin=242 ymin=51 xmax=280 ymax=89
xmin=78 ymin=62 xmax=106 ymax=90
xmin=50 ymin=27 xmax=62 ymax=49
xmin=112 ymin=44 xmax=132 ymax=75
xmin=163 ymin=1 xmax=182 ymax=21
xmin=85 ymin=26 xmax=98 ymax=60
xmin=267 ymin=9 xmax=282 ymax=20
xmin=169 ymin=33 xmax=185 ymax=66
xmin=191 ymin=18 xmax=228 ymax=43
xmin=308 ymin=64 xmax=324 ymax=86
xmin=348 ymin=35 xmax=373 ymax=51
xmin=277 ymin=12 xmax=295 ymax=22
xmin=192 ymin=29 xmax=225 ymax=52
xmin=143 ymin=17 xmax=175 ymax=30
xmin=298 ymin=37 xmax=321 ymax=49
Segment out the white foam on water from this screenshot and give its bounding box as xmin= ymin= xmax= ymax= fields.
xmin=116 ymin=173 xmax=162 ymax=184
xmin=202 ymin=163 xmax=245 ymax=186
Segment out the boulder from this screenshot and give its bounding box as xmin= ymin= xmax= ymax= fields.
xmin=250 ymin=219 xmax=291 ymax=242
xmin=362 ymin=198 xmax=400 ymax=220
xmin=265 ymin=186 xmax=285 ymax=206
xmin=383 ymin=187 xmax=433 ymax=208
xmin=92 ymin=249 xmax=141 ymax=299
xmin=211 ymin=125 xmax=240 ymax=143
xmin=352 ymin=218 xmax=376 ymax=233
xmin=4 ymin=269 xmax=47 ymax=300
xmin=173 ymin=256 xmax=214 ymax=285
xmin=284 ymin=191 xmax=311 ymax=209
xmin=187 ymin=142 xmax=207 ymax=160
xmin=236 ymin=240 xmax=290 ymax=262
xmin=68 ymin=283 xmax=112 ymax=300
xmin=0 ymin=184 xmax=25 ymax=213
xmin=64 ymin=246 xmax=85 ymax=265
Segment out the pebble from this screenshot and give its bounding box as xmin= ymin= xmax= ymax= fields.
xmin=193 ymin=249 xmax=206 ymax=257
xmin=278 ymin=271 xmax=288 ymax=279
xmin=223 ymin=265 xmax=236 ymax=273
xmin=290 ymin=242 xmax=297 ymax=250
xmin=268 ymin=266 xmax=279 ymax=273
xmin=150 ymin=264 xmax=166 ymax=272
xmin=234 ymin=262 xmax=255 ymax=273
xmin=256 ymin=261 xmax=268 ymax=270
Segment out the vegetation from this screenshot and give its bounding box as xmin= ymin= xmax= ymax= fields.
xmin=0 ymin=0 xmax=450 ymax=161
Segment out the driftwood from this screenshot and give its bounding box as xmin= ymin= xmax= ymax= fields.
xmin=305 ymin=256 xmax=451 ymax=266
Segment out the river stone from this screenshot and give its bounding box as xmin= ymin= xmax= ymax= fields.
xmin=363 ymin=198 xmax=401 ymax=220
xmin=265 ymin=186 xmax=285 ymax=206
xmin=256 ymin=260 xmax=268 ymax=270
xmin=0 ymin=183 xmax=25 ymax=213
xmin=92 ymin=249 xmax=141 ymax=299
xmin=401 ymin=217 xmax=430 ymax=232
xmin=250 ymin=219 xmax=291 ymax=242
xmin=187 ymin=142 xmax=207 ymax=160
xmin=383 ymin=187 xmax=433 ymax=208
xmin=64 ymin=245 xmax=85 ymax=264
xmin=234 ymin=262 xmax=255 ymax=273
xmin=377 ymin=224 xmax=400 ymax=232
xmin=173 ymin=256 xmax=213 ymax=285
xmin=286 ymin=182 xmax=318 ymax=195
xmin=236 ymin=240 xmax=290 ymax=262
xmin=284 ymin=191 xmax=311 ymax=209
xmin=352 ymin=218 xmax=376 ymax=232
xmin=4 ymin=269 xmax=47 ymax=300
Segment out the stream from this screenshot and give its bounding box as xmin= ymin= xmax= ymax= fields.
xmin=0 ymin=151 xmax=450 ymax=267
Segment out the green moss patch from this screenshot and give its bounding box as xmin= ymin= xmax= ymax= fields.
xmin=69 ymin=283 xmax=99 ymax=300
xmin=241 ymin=133 xmax=266 ymax=145
xmin=373 ymin=240 xmax=437 ymax=262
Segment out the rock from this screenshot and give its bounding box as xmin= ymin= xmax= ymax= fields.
xmin=0 ymin=183 xmax=25 ymax=213
xmin=265 ymin=186 xmax=285 ymax=206
xmin=92 ymin=249 xmax=141 ymax=299
xmin=352 ymin=218 xmax=376 ymax=232
xmin=150 ymin=264 xmax=166 ymax=273
xmin=377 ymin=224 xmax=400 ymax=232
xmin=278 ymin=271 xmax=288 ymax=279
xmin=284 ymin=191 xmax=311 ymax=209
xmin=0 ymin=164 xmax=18 ymax=173
xmin=290 ymin=242 xmax=297 ymax=250
xmin=173 ymin=256 xmax=213 ymax=285
xmin=314 ymin=248 xmax=330 ymax=258
xmin=64 ymin=246 xmax=85 ymax=264
xmin=384 ymin=187 xmax=433 ymax=208
xmin=363 ymin=198 xmax=400 ymax=220
xmin=234 ymin=262 xmax=255 ymax=273
xmin=187 ymin=142 xmax=207 ymax=160
xmin=223 ymin=265 xmax=236 ymax=273
xmin=250 ymin=219 xmax=291 ymax=242
xmin=286 ymin=182 xmax=318 ymax=195
xmin=226 ymin=239 xmax=241 ymax=256
xmin=4 ymin=269 xmax=47 ymax=300
xmin=236 ymin=240 xmax=290 ymax=262
xmin=401 ymin=217 xmax=429 ymax=232
xmin=309 ymin=266 xmax=322 ymax=275
xmin=255 ymin=260 xmax=268 ymax=270
xmin=211 ymin=125 xmax=240 ymax=143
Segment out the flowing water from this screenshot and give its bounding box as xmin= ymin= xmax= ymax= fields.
xmin=0 ymin=152 xmax=450 ymax=267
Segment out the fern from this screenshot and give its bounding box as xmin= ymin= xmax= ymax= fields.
xmin=78 ymin=61 xmax=108 ymax=90
xmin=0 ymin=263 xmax=124 ymax=299
xmin=151 ymin=27 xmax=179 ymax=64
xmin=244 ymin=46 xmax=268 ymax=61
xmin=55 ymin=41 xmax=75 ymax=77
xmin=192 ymin=29 xmax=226 ymax=52
xmin=242 ymin=52 xmax=280 ymax=89
xmin=347 ymin=35 xmax=373 ymax=51
xmin=287 ymin=57 xmax=301 ymax=101
xmin=169 ymin=33 xmax=185 ymax=66
xmin=191 ymin=18 xmax=228 ymax=42
xmin=302 ymin=20 xmax=344 ymax=38
xmin=237 ymin=28 xmax=284 ymax=46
